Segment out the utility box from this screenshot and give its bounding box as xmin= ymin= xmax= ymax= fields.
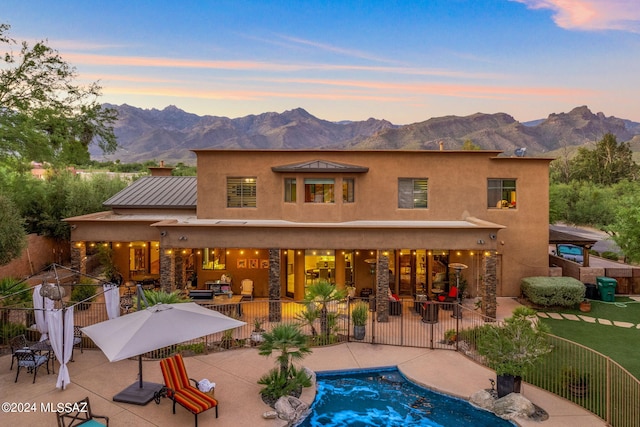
xmin=596 ymin=277 xmax=617 ymax=302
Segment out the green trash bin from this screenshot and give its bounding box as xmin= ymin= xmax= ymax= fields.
xmin=596 ymin=277 xmax=617 ymax=302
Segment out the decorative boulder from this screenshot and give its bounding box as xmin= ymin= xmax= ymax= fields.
xmin=275 ymin=396 xmax=309 ymax=423
xmin=469 ymin=390 xmax=495 ymax=411
xmin=493 ymin=393 xmax=536 ymax=420
xmin=262 ymin=411 xmax=278 ymax=419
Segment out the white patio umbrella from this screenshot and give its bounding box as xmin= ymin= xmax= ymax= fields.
xmin=82 ymin=301 xmax=245 ymax=404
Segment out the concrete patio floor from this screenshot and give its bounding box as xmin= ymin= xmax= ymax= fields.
xmin=1 ymin=298 xmax=605 ymax=426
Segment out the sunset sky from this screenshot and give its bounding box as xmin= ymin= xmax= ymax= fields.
xmin=3 ymin=0 xmax=639 ymax=124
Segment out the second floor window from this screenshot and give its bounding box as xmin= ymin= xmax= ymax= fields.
xmin=284 ymin=178 xmax=297 ymax=202
xmin=398 ymin=178 xmax=428 ymax=209
xmin=343 ymin=178 xmax=354 ymax=203
xmin=488 ymin=179 xmax=516 ymax=208
xmin=304 ymin=178 xmax=334 ymax=203
xmin=227 ymin=177 xmax=257 ymax=207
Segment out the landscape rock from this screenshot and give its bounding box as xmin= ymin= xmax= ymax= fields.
xmin=275 ymin=396 xmax=309 ymax=423
xmin=493 ymin=393 xmax=536 ymax=420
xmin=469 ymin=389 xmax=495 ymax=411
xmin=262 ymin=411 xmax=278 ymax=419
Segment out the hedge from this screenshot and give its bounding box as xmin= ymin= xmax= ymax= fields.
xmin=521 ymin=276 xmax=585 ymax=307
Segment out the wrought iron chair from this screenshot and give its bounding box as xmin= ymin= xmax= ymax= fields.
xmin=9 ymin=334 xmax=30 ymax=370
xmin=14 ymin=348 xmax=49 ymax=383
xmin=56 ymin=396 xmax=109 ymax=426
xmin=71 ymin=326 xmax=83 ymax=361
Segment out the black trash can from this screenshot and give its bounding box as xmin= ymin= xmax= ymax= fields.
xmin=584 ymin=283 xmax=599 ymax=300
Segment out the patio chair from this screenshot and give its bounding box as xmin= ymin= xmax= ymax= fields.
xmin=9 ymin=334 xmax=30 ymax=370
xmin=240 ymin=279 xmax=254 ymax=300
xmin=71 ymin=325 xmax=83 ymax=361
xmin=56 ymin=396 xmax=109 ymax=426
xmin=158 ymin=354 xmax=218 ymax=427
xmin=14 ymin=348 xmax=49 ymax=383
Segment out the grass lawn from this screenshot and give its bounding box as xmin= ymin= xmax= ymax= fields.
xmin=538 ymin=297 xmax=640 ymax=379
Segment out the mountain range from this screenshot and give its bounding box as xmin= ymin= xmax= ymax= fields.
xmin=92 ymin=104 xmax=640 ymax=165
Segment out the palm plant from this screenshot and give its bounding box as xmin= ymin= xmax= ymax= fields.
xmin=258 ymin=323 xmax=311 ymax=376
xmin=303 ymin=281 xmax=347 ymax=338
xmin=295 ymin=303 xmax=319 ymax=336
xmin=258 ymin=323 xmax=312 ymax=406
xmin=135 ymin=289 xmax=190 ymax=309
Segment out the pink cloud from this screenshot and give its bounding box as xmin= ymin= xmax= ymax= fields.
xmin=511 ymin=0 xmax=640 ymax=32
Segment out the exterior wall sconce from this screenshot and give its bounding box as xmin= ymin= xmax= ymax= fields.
xmin=477 ymin=239 xmax=485 ymax=245
xmin=179 ymin=236 xmax=187 ymax=241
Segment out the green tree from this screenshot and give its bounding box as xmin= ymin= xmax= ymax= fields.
xmin=0 ymin=23 xmax=117 ymax=167
xmin=0 ymin=194 xmax=27 ymax=265
xmin=607 ymin=194 xmax=640 ymax=263
xmin=461 ymin=139 xmax=480 ymax=150
xmin=569 ymin=133 xmax=638 ymax=185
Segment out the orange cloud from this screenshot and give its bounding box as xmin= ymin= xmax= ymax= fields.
xmin=63 ymin=52 xmax=501 ymax=79
xmin=512 ymin=0 xmax=640 ymax=32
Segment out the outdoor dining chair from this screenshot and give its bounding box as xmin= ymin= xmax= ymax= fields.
xmin=56 ymin=396 xmax=109 ymax=426
xmin=14 ymin=348 xmax=49 ymax=383
xmin=9 ymin=334 xmax=30 ymax=370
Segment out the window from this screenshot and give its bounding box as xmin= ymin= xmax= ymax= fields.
xmin=202 ymin=248 xmax=226 ymax=270
xmin=227 ymin=177 xmax=256 ymax=208
xmin=343 ymin=178 xmax=354 ymax=203
xmin=488 ymin=179 xmax=516 ymax=208
xmin=398 ymin=178 xmax=428 ymax=208
xmin=304 ymin=179 xmax=334 ymax=203
xmin=284 ymin=178 xmax=297 ymax=202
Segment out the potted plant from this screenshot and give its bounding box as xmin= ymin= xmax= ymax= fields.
xmin=351 ymin=301 xmax=368 ymax=340
xmin=444 ymin=328 xmax=457 ymax=345
xmin=251 ymin=317 xmax=266 ymax=344
xmin=476 ymin=307 xmax=552 ymax=397
xmin=563 ymin=367 xmax=590 ymax=397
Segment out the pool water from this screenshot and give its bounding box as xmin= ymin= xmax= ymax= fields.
xmin=296 ymin=367 xmax=515 ymax=427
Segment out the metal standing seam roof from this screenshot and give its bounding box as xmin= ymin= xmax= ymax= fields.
xmin=104 ymin=176 xmax=197 ymax=209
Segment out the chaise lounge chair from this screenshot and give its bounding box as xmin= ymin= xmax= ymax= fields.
xmin=158 ymin=354 xmax=218 ymax=427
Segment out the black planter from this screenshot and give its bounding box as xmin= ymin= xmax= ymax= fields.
xmin=496 ymin=374 xmax=522 ymax=398
xmin=353 ymin=325 xmax=366 ymax=340
xmin=421 ymin=302 xmax=439 ymax=323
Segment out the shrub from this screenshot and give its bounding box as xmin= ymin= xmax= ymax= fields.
xmin=521 ymin=276 xmax=584 ymax=307
xmin=70 ymin=278 xmax=98 ymax=310
xmin=601 ymin=251 xmax=620 ymax=261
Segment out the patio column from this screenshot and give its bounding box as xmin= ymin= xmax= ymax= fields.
xmin=268 ymin=248 xmax=281 ymax=322
xmin=376 ymin=251 xmax=390 ymax=323
xmin=159 ymin=249 xmax=174 ymax=292
xmin=70 ymin=242 xmax=86 ymax=277
xmin=482 ymin=252 xmax=497 ymax=319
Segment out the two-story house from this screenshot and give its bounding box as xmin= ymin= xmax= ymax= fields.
xmin=66 ymin=149 xmax=551 ymax=319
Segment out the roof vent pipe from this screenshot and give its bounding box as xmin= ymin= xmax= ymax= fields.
xmin=439 ymin=141 xmax=444 ymax=151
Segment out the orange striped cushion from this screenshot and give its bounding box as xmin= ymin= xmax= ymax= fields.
xmin=160 ymin=355 xmax=217 ymax=414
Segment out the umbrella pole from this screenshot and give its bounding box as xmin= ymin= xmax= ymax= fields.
xmin=112 ymin=285 xmax=162 ymax=405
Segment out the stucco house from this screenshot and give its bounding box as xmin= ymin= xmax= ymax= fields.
xmin=65 ymin=149 xmax=551 ymax=319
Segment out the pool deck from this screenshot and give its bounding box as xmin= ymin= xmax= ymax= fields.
xmin=1 ymin=298 xmax=605 ymax=426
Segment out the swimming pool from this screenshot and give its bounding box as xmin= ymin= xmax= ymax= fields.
xmin=296 ymin=367 xmax=515 ymax=427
